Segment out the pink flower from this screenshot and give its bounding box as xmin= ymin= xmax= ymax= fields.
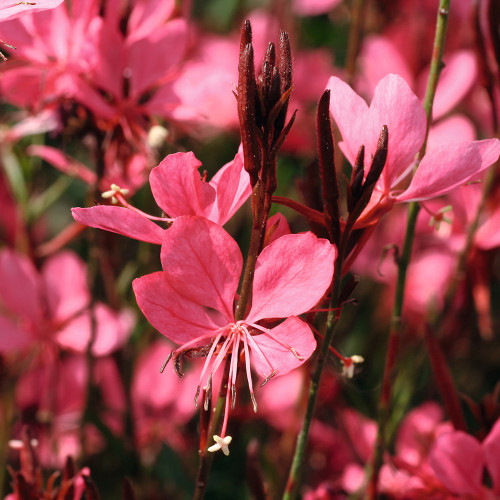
xmin=0 ymin=249 xmax=133 ymax=356
xmin=430 ymin=418 xmax=500 ymax=498
xmin=13 ymin=354 xmax=126 ymax=468
xmin=326 ymin=74 xmax=500 ymax=224
xmin=133 ymin=216 xmax=336 ymax=452
xmin=71 ymin=150 xmax=251 ymax=243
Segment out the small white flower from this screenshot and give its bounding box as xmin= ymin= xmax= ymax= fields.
xmin=208 ymin=435 xmax=232 ymax=456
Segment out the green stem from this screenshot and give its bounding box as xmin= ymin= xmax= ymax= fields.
xmin=282 ymin=232 xmax=348 ymax=500
xmin=367 ymin=2 xmax=450 ymax=497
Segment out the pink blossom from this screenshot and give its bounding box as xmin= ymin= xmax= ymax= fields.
xmin=0 ymin=249 xmax=134 ymax=355
xmin=430 ymin=418 xmax=500 ymax=498
xmin=292 ymin=0 xmax=342 ymax=16
xmin=13 ymin=354 xmax=125 ymax=468
xmin=357 ymin=36 xmax=477 ymax=121
xmin=71 ymin=150 xmax=251 ymax=243
xmin=326 ymin=73 xmax=500 ymax=224
xmin=0 ymin=0 xmax=189 ymax=191
xmin=133 ymin=216 xmax=335 ymax=451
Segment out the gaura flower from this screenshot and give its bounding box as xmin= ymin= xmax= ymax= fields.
xmin=326 ymin=73 xmax=500 ymax=225
xmin=72 ymin=150 xmax=251 ymax=243
xmin=133 ymin=216 xmax=336 ymax=453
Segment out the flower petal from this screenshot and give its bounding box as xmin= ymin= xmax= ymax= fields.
xmin=72 ymin=206 xmax=165 ymax=244
xmin=484 ymin=418 xmax=500 ymax=494
xmin=247 ymin=232 xmax=335 ymax=322
xmin=429 ymin=431 xmax=484 ymax=496
xmin=160 ymin=216 xmax=242 ymax=320
xmin=209 ymin=151 xmax=251 ymax=225
xmin=327 ymin=75 xmax=370 ymax=167
xmin=150 ymin=152 xmax=216 ymax=219
xmin=250 ymin=316 xmax=316 ymax=379
xmin=133 ymin=271 xmax=225 ymax=345
xmin=41 ymin=251 xmax=90 ymax=323
xmin=397 ymin=139 xmax=500 ymax=202
xmin=0 ymin=249 xmax=42 ymax=323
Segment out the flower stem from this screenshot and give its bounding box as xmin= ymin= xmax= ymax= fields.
xmin=282 ymin=231 xmax=348 ymax=500
xmin=367 ymin=2 xmax=450 ymax=497
xmin=345 ymin=0 xmax=367 ymax=86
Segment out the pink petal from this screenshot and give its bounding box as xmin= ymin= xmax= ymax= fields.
xmin=484 ymin=418 xmax=500 ymax=494
xmin=475 ymin=207 xmax=500 ymax=250
xmin=292 ymin=0 xmax=341 ymax=16
xmin=127 ymin=0 xmax=175 ymax=42
xmin=0 ymin=315 xmax=31 ymax=353
xmin=58 ymin=305 xmax=134 ymax=355
xmin=429 ymin=431 xmax=484 ymax=496
xmin=28 ymin=145 xmax=97 ymax=185
xmin=41 ymin=251 xmax=90 ymax=323
xmin=133 ymin=271 xmax=225 ymax=345
xmin=397 ymin=139 xmax=500 ymax=202
xmin=369 ymin=74 xmax=427 ymax=189
xmin=327 ymin=75 xmax=370 ymax=167
xmin=247 ymin=232 xmax=335 ymax=322
xmin=209 ymin=151 xmax=251 ymax=225
xmin=426 ymin=115 xmax=476 ymax=150
xmin=160 ymin=217 xmax=242 ymax=320
xmin=150 ymin=152 xmax=216 ymax=219
xmin=250 ymin=316 xmax=316 ymax=379
xmin=0 ymin=249 xmax=42 ymax=322
xmin=91 ymin=304 xmax=134 ymax=356
xmin=71 ymin=206 xmax=165 ymax=244
xmin=128 ymin=19 xmax=188 ymax=98
xmin=356 ymin=35 xmax=414 ymax=99
xmin=419 ymin=51 xmax=477 ymax=120
xmin=0 ymin=0 xmax=63 ymax=21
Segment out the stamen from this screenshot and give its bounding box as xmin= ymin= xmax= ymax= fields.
xmin=242 ymin=334 xmax=258 ymax=412
xmin=250 ymin=392 xmax=258 ymax=413
xmin=197 ymin=333 xmax=223 ymax=389
xmin=231 ymin=384 xmax=237 ymax=410
xmin=247 ymin=321 xmax=304 ymax=360
xmin=160 ymin=351 xmax=173 ymax=373
xmin=102 ymin=183 xmax=174 ymax=222
xmin=204 ymin=374 xmax=212 ymax=411
xmin=260 ymin=370 xmax=278 ymax=388
xmin=229 ymin=333 xmax=241 ymax=410
xmin=194 ymin=385 xmax=201 ymax=408
xmin=208 ymin=435 xmax=232 ymax=456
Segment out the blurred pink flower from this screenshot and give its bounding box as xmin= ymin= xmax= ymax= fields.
xmin=292 ymin=0 xmax=342 ymax=17
xmin=13 ymin=354 xmax=126 ymax=468
xmin=72 ymin=150 xmax=251 ymax=243
xmin=0 ymin=249 xmax=134 ymax=355
xmin=430 ymin=418 xmax=500 ymax=498
xmin=357 ymin=36 xmax=477 ymax=121
xmin=133 ymin=216 xmax=335 ymax=451
xmin=0 ymin=0 xmax=189 ymax=191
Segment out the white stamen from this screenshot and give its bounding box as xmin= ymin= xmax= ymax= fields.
xmin=208 ymin=435 xmax=232 ymax=456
